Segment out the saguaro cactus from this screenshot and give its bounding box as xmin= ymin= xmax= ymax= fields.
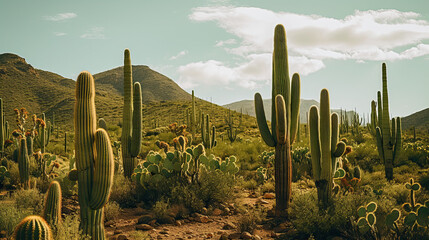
xmin=201 ymin=114 xmax=217 ymax=149
xmin=254 ymin=24 xmax=301 ymax=216
xmin=0 ymin=98 xmax=4 ymax=157
xmin=190 ymin=90 xmax=196 ymax=141
xmin=75 ymin=71 xmax=114 ymax=239
xmin=18 ymin=138 xmax=30 ymax=189
xmin=13 ymin=215 xmax=52 ymax=240
xmin=309 ymin=89 xmax=346 ymax=209
xmin=43 ymin=180 xmax=62 ymax=226
xmin=121 ymin=49 xmax=143 ymax=178
xmin=371 ymin=63 xmax=402 ymax=180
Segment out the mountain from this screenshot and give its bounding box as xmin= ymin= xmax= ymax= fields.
xmin=223 ymin=99 xmax=355 ymax=123
xmin=0 ymin=53 xmax=191 ymax=127
xmin=401 ymin=108 xmax=429 ymax=130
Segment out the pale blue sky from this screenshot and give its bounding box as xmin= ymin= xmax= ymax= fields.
xmin=1 ymin=0 xmax=428 ymax=117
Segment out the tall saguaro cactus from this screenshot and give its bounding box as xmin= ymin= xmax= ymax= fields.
xmin=372 ymin=63 xmax=401 ymax=180
xmin=309 ymin=89 xmax=346 ymax=209
xmin=75 ymin=71 xmax=114 ymax=240
xmin=122 ymin=49 xmax=143 ymax=178
xmin=201 ymin=113 xmax=217 ymax=149
xmin=18 ymin=138 xmax=30 ymax=189
xmin=254 ymin=24 xmax=301 ymax=216
xmin=0 ymin=98 xmax=4 ymax=157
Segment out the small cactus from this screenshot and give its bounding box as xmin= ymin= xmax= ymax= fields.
xmin=43 ymin=181 xmax=62 ymax=226
xmin=13 ymin=215 xmax=52 ymax=240
xmin=18 ymin=138 xmax=30 ymax=189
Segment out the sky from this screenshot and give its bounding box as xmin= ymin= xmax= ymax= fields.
xmin=1 ymin=0 xmax=429 ymax=117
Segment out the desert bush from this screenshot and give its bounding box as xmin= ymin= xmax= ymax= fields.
xmin=403 ymin=141 xmax=429 ymax=168
xmin=347 ymin=141 xmax=379 ymax=172
xmin=55 ymin=214 xmax=90 ymax=240
xmin=197 ymin=168 xmax=236 ymax=206
xmin=419 ymin=172 xmax=429 ymax=190
xmin=238 ymin=206 xmax=266 ymax=233
xmin=260 ymin=180 xmax=275 ymax=194
xmin=57 ymin=173 xmax=78 ymax=198
xmin=104 ymin=201 xmax=121 ymax=222
xmin=242 ymin=178 xmax=258 ymax=191
xmin=110 ymin=174 xmax=136 ymax=207
xmin=0 ymin=203 xmax=31 ymax=237
xmin=170 ymin=184 xmax=204 ymax=213
xmin=13 ymin=188 xmax=44 ymax=215
xmin=8 ymin=161 xmax=20 ymax=186
xmin=152 ymin=199 xmax=170 ymax=220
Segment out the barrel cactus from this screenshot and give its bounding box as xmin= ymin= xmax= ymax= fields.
xmin=122 ymin=49 xmax=143 ymax=178
xmin=43 ymin=180 xmax=62 ymax=226
xmin=309 ymin=89 xmax=346 ymax=209
xmin=13 ymin=215 xmax=52 ymax=240
xmin=75 ymin=71 xmax=114 ymax=239
xmin=254 ymin=24 xmax=300 ymax=216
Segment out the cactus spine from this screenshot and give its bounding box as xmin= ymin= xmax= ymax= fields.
xmin=372 ymin=63 xmax=402 ymax=180
xmin=309 ymin=89 xmax=346 ymax=209
xmin=13 ymin=215 xmax=52 ymax=240
xmin=201 ymin=114 xmax=217 ymax=149
xmin=254 ymin=24 xmax=301 ymax=216
xmin=43 ymin=180 xmax=62 ymax=226
xmin=18 ymin=138 xmax=30 ymax=189
xmin=121 ymin=49 xmax=143 ymax=178
xmin=75 ymin=71 xmax=114 ymax=239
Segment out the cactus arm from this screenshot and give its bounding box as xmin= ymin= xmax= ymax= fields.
xmin=275 ymin=95 xmax=287 ymax=145
xmin=381 ymin=63 xmax=391 ymax=147
xmin=375 ymin=127 xmax=384 ymax=161
xmin=391 ymin=117 xmax=396 ymax=146
xmin=130 ymin=82 xmax=142 ymax=157
xmin=319 ymin=89 xmax=331 ymax=181
xmin=309 ymin=106 xmax=321 ymax=181
xmin=41 ymin=113 xmax=46 ymax=153
xmin=89 ymin=129 xmax=114 ymax=210
xmin=377 ymin=91 xmax=383 ymax=130
xmin=289 ymin=73 xmax=300 ymax=144
xmin=254 ymin=93 xmax=275 ymax=147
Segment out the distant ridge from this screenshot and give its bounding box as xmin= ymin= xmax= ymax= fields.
xmin=401 ymin=108 xmax=429 ymax=130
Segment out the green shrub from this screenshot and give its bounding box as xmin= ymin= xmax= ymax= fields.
xmin=13 ymin=188 xmax=44 ymax=215
xmin=197 ymin=168 xmax=236 ymax=206
xmin=152 ymin=199 xmax=170 ymax=220
xmin=57 ymin=173 xmax=78 ymax=198
xmin=0 ymin=203 xmax=31 ymax=237
xmin=54 ymin=214 xmax=90 ymax=240
xmin=104 ymin=201 xmax=121 ymax=222
xmin=170 ymin=184 xmax=204 ymax=213
xmin=347 ymin=141 xmax=379 ymax=172
xmin=110 ymin=174 xmax=136 ymax=207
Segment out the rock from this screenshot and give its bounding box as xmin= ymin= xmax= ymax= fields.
xmin=256 ymin=199 xmax=269 ymax=204
xmin=195 ymin=215 xmax=211 ymax=223
xmin=185 ymin=231 xmax=193 ymax=234
xmin=212 ymin=208 xmax=222 ymax=216
xmin=201 ymin=207 xmax=208 ymax=215
xmin=138 ymin=214 xmax=154 ymax=224
xmin=104 ymin=220 xmax=115 ymax=226
xmin=263 ymin=192 xmax=275 ymax=199
xmin=135 ymin=224 xmax=153 ymax=231
xmin=148 ymin=219 xmax=157 ymax=227
xmin=158 ymin=216 xmax=175 ymax=224
xmin=252 ymin=235 xmax=261 ymax=240
xmin=159 ymin=231 xmax=168 ymax=235
xmin=206 ymin=233 xmax=214 ymax=238
xmin=241 ymin=232 xmax=252 ymax=239
xmin=175 ymin=220 xmax=182 ymax=226
xmin=114 ymin=229 xmax=123 ymax=235
xmin=117 ymin=234 xmax=128 ymax=240
xmin=219 ymin=234 xmax=228 ymax=240
xmin=222 ymin=222 xmax=237 ymax=230
xmin=223 ymin=207 xmax=231 ymax=215
xmin=228 ymin=232 xmax=241 ymax=239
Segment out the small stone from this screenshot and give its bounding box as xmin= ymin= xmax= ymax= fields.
xmin=185 ymin=231 xmax=193 ymax=234
xmin=197 ymin=215 xmax=211 ymax=223
xmin=175 ymin=220 xmax=182 ymax=226
xmin=158 ymin=216 xmax=175 ymax=224
xmin=222 ymin=222 xmax=237 ymax=230
xmin=159 ymin=231 xmax=168 ymax=234
xmin=148 ymin=219 xmax=157 ymax=227
xmin=252 ymin=234 xmax=261 ymax=240
xmin=263 ymin=192 xmax=275 ymax=199
xmin=114 ymin=229 xmax=123 ymax=234
xmin=117 ymin=234 xmax=128 ymax=240
xmin=228 ymin=232 xmax=241 ymax=239
xmin=212 ymin=208 xmax=222 ymax=216
xmin=138 ymin=214 xmax=154 ymax=224
xmin=206 ymin=233 xmax=214 ymax=238
xmin=105 ymin=220 xmax=115 ymax=226
xmin=223 ymin=208 xmax=231 ymax=215
xmin=256 ymin=199 xmax=269 ymax=204
xmin=241 ymin=232 xmax=252 ymax=239
xmin=135 ymin=224 xmax=153 ymax=231
xmin=201 ymin=207 xmax=208 ymax=215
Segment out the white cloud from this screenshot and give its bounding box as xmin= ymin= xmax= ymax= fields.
xmin=53 ymin=32 xmax=66 ymax=36
xmin=44 ymin=13 xmax=77 ymax=21
xmin=80 ymin=27 xmax=105 ymax=39
xmin=177 ymin=7 xmax=429 ymax=89
xmin=169 ymin=50 xmax=187 ymax=60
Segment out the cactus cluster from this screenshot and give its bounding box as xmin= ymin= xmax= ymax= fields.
xmin=122 ymin=49 xmax=143 ymax=178
xmin=254 ymin=24 xmax=301 ymax=216
xmin=35 ymin=113 xmax=52 ymax=153
xmin=13 ymin=215 xmax=52 ymax=240
xmin=370 ymin=63 xmax=402 ymax=180
xmin=309 ymin=89 xmax=346 ymax=209
xmin=74 ymin=71 xmax=114 ymax=239
xmin=200 ymin=154 xmax=239 ymax=175
xmin=201 ymin=113 xmax=217 ymax=149
xmin=225 ymin=108 xmax=242 ymax=143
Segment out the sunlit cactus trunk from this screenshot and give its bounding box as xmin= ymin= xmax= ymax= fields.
xmin=43 ymin=180 xmax=62 ymax=226
xmin=121 ymin=49 xmax=142 ymax=178
xmin=18 ymin=138 xmax=30 ymax=189
xmin=75 ymin=71 xmax=114 ymax=240
xmin=254 ymin=24 xmax=300 ymax=217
